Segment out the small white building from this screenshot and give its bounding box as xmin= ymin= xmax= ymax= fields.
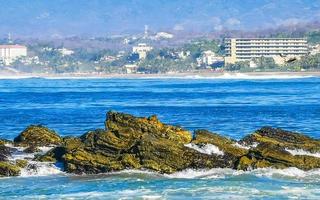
xmin=153 ymin=32 xmax=174 ymax=40
xmin=0 ymin=45 xmax=27 ymax=65
xmin=59 ymin=48 xmax=74 ymax=56
xmin=101 ymin=55 xmax=117 ymax=62
xmin=124 ymin=64 xmax=138 ymax=74
xmin=132 ymin=43 xmax=153 ymax=60
xmin=310 ymin=44 xmax=320 ymax=55
xmin=177 ymin=51 xmax=190 ymax=59
xmin=199 ymin=50 xmax=223 ymax=66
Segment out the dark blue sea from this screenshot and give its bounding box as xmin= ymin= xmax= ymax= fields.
xmin=0 ymin=75 xmax=320 ymax=199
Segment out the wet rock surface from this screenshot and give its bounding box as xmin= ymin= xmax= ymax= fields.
xmin=1 ymin=111 xmax=320 ymax=176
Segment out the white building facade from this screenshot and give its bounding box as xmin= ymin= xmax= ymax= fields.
xmin=132 ymin=43 xmax=153 ymax=60
xmin=224 ymin=38 xmax=308 ymax=65
xmin=0 ymin=45 xmax=27 ymax=65
xmin=201 ymin=50 xmax=224 ymax=66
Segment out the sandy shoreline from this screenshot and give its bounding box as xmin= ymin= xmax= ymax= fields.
xmin=0 ymin=71 xmax=320 ymax=79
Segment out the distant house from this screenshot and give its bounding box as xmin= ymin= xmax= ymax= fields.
xmin=124 ymin=64 xmax=138 ymax=74
xmin=177 ymin=51 xmax=190 ymax=60
xmin=59 ymin=48 xmax=74 ymax=56
xmin=132 ymin=43 xmax=153 ymax=60
xmin=198 ymin=50 xmax=224 ymax=67
xmin=0 ymin=45 xmax=27 ymax=65
xmin=100 ymin=55 xmax=117 ymax=62
xmin=310 ymin=44 xmax=320 ymax=55
xmin=153 ymin=32 xmax=174 ymax=40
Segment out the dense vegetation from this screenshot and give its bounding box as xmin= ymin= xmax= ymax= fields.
xmin=1 ymin=30 xmax=320 ymax=74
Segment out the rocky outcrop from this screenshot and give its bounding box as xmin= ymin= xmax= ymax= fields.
xmin=2 ymin=111 xmax=320 ymax=177
xmin=0 ymin=161 xmax=20 ymax=176
xmin=40 ymin=112 xmax=239 ymax=174
xmin=0 ymin=145 xmax=11 ymax=161
xmin=14 ymin=125 xmax=62 ymax=148
xmin=236 ymin=127 xmax=320 ymax=170
xmin=0 ymin=144 xmax=24 ymax=176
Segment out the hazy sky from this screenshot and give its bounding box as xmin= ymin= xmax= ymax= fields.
xmin=0 ymin=0 xmax=319 ymax=38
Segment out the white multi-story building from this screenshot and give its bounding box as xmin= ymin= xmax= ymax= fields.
xmin=132 ymin=43 xmax=153 ymax=60
xmin=224 ymin=38 xmax=308 ymax=65
xmin=0 ymin=45 xmax=27 ymax=65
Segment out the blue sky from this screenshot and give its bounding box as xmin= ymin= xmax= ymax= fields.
xmin=0 ymin=0 xmax=319 ymax=37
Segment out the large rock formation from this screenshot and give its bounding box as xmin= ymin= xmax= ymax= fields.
xmin=40 ymin=112 xmax=240 ymax=174
xmin=2 ymin=111 xmax=320 ymax=177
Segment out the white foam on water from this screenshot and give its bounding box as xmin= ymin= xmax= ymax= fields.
xmin=232 ymin=142 xmax=259 ymax=150
xmin=141 ymin=73 xmax=316 ymax=80
xmin=20 ymin=161 xmax=64 ymax=177
xmin=165 ymin=168 xmax=242 ymax=179
xmin=232 ymin=143 xmax=250 ymax=149
xmin=184 ymin=143 xmax=224 ymax=155
xmin=252 ymin=167 xmax=320 ymax=180
xmin=3 ymin=73 xmax=313 ymax=80
xmin=0 ymin=75 xmax=39 ymax=79
xmin=49 ymin=189 xmax=160 ymax=199
xmin=38 ymin=146 xmax=55 ymax=153
xmin=285 ymin=148 xmax=320 ymax=158
xmin=163 ymin=167 xmax=320 ymax=182
xmin=3 ymin=145 xmax=64 ymax=177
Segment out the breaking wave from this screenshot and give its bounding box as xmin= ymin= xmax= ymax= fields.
xmin=0 ymin=73 xmax=316 ymax=80
xmin=184 ymin=143 xmax=224 ymax=155
xmin=3 ymin=144 xmax=320 ymax=181
xmin=285 ymin=148 xmax=320 ymax=158
xmin=141 ymin=73 xmax=316 ymax=80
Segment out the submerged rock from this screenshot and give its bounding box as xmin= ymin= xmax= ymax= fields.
xmin=14 ymin=125 xmax=62 ymax=147
xmin=3 ymin=111 xmax=320 ymax=176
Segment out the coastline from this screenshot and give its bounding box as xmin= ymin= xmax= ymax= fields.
xmin=0 ymin=71 xmax=320 ymax=79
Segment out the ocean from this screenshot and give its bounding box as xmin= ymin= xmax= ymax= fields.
xmin=0 ymin=75 xmax=320 ymax=199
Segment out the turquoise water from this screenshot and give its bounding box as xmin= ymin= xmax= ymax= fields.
xmin=0 ymin=75 xmax=320 ymax=199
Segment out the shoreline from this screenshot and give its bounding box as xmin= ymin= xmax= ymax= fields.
xmin=0 ymin=71 xmax=320 ymax=79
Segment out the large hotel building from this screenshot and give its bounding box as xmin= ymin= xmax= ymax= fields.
xmin=0 ymin=45 xmax=27 ymax=65
xmin=224 ymin=38 xmax=308 ymax=65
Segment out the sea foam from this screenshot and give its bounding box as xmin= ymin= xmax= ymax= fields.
xmin=285 ymin=148 xmax=320 ymax=158
xmin=184 ymin=143 xmax=224 ymax=155
xmin=141 ymin=73 xmax=316 ymax=80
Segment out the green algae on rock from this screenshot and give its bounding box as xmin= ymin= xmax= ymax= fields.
xmin=0 ymin=161 xmax=21 ymax=176
xmin=14 ymin=125 xmax=62 ymax=147
xmin=236 ymin=127 xmax=320 ymax=170
xmin=3 ymin=111 xmax=320 ymax=177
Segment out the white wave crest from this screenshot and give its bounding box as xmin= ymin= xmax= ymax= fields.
xmin=165 ymin=168 xmax=242 ymax=179
xmin=0 ymin=73 xmax=315 ymax=80
xmin=0 ymin=75 xmax=39 ymax=79
xmin=285 ymin=148 xmax=320 ymax=158
xmin=184 ymin=143 xmax=224 ymax=155
xmin=3 ymin=145 xmax=64 ymax=177
xmin=20 ymin=161 xmax=64 ymax=177
xmin=165 ymin=167 xmax=320 ymax=181
xmin=140 ymin=73 xmax=316 ymax=80
xmin=252 ymin=167 xmax=320 ymax=180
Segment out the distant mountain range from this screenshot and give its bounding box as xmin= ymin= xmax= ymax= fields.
xmin=0 ymin=0 xmax=319 ymax=38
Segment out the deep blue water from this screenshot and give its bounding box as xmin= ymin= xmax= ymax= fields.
xmin=0 ymin=76 xmax=320 ymax=199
